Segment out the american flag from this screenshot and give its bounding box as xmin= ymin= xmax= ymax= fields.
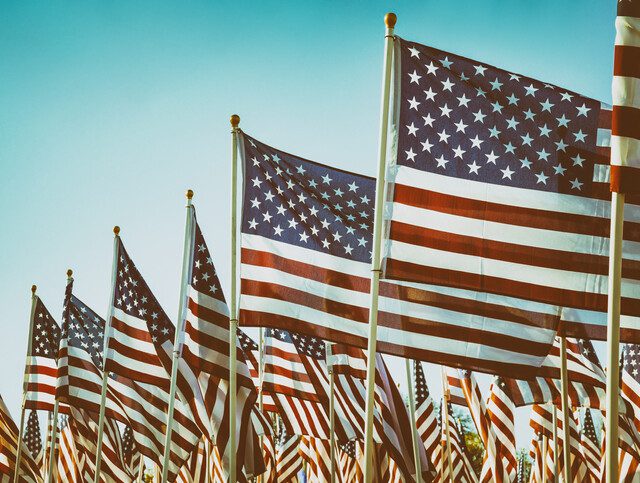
xmin=597 ymin=416 xmax=640 ymax=483
xmin=24 ymin=296 xmax=62 ymax=413
xmin=337 ymin=440 xmax=363 ymax=483
xmin=275 ymin=429 xmax=302 ymax=482
xmin=619 ymin=343 xmax=640 ymax=454
xmin=58 ymin=274 xmax=200 ymax=481
xmin=0 ymin=395 xmax=40 ymax=483
xmin=259 ymin=434 xmax=277 ymax=483
xmin=176 ymin=438 xmax=210 ymax=483
xmin=237 ymin=329 xmax=277 ymax=414
xmin=413 ymin=361 xmax=440 ymax=465
xmin=444 ymin=367 xmax=468 ymax=407
xmin=503 ymin=337 xmax=609 ymax=411
xmin=239 ymin=132 xmax=559 ymax=377
xmin=24 ymin=411 xmax=43 ymax=471
xmin=578 ymin=408 xmax=601 ymax=481
xmin=528 ymin=403 xmax=589 ymax=480
xmin=328 ymin=344 xmax=430 ymax=481
xmin=298 ymin=436 xmax=334 ymax=482
xmin=458 ymin=369 xmax=506 ymax=482
xmin=104 ymin=236 xmax=204 ymax=478
xmin=56 ymin=415 xmax=81 ymax=483
xmin=610 ymin=0 xmax=640 ymax=193
xmin=434 ymin=401 xmax=477 ymax=483
xmin=180 ymin=209 xmax=263 ymax=476
xmin=121 ymin=425 xmax=142 ymax=478
xmin=383 ymin=37 xmax=640 ymax=343
xmin=486 ymin=377 xmax=517 ymax=479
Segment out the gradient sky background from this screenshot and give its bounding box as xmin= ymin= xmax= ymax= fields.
xmin=0 ymin=1 xmax=617 ymax=450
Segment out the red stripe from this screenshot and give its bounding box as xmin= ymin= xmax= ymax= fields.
xmin=614 ymin=45 xmax=640 ymax=79
xmin=611 ymin=165 xmax=640 ymax=194
xmin=612 ymin=104 xmax=640 ymax=140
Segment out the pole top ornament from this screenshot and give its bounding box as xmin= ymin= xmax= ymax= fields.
xmin=385 ymin=13 xmax=397 ymax=28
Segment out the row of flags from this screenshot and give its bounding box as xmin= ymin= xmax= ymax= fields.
xmin=4 ymin=1 xmax=640 ymax=481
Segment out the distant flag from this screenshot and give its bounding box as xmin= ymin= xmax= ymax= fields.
xmin=23 ymin=411 xmax=43 ymax=471
xmin=0 ymin=395 xmax=41 ymax=482
xmin=24 ymin=295 xmax=62 ymax=413
xmin=486 ymin=377 xmax=517 ymax=479
xmin=299 ymin=436 xmax=334 ymax=482
xmin=238 ymin=132 xmax=559 ymax=378
xmin=382 ymin=36 xmax=640 ymax=343
xmin=337 ymin=440 xmax=363 ymax=483
xmin=434 ymin=401 xmax=477 ymax=483
xmin=237 ymin=329 xmax=277 ymax=414
xmin=275 ymin=427 xmax=302 ymax=483
xmin=577 ymin=408 xmax=600 ymax=481
xmin=413 ymin=361 xmax=441 ymax=465
xmin=121 ymin=426 xmax=142 ymax=478
xmin=610 ymin=0 xmax=640 ymax=193
xmin=56 ymin=415 xmax=80 ymax=483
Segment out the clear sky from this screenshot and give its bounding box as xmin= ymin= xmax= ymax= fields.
xmin=0 ymin=0 xmax=616 ymax=450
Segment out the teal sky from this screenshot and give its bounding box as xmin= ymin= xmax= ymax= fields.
xmin=0 ymin=1 xmax=616 ymax=448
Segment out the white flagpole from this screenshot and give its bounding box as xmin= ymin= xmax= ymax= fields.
xmin=229 ymin=113 xmax=241 ymax=482
xmin=93 ymin=226 xmax=121 ymax=483
xmin=405 ymin=359 xmax=422 ymax=482
xmin=363 ymin=12 xmax=396 ymax=482
xmin=552 ymin=404 xmax=558 ymax=478
xmin=440 ymin=368 xmax=454 ymax=481
xmin=161 ymin=190 xmax=195 ymax=483
xmin=14 ymin=284 xmax=38 ymax=483
xmin=257 ymin=327 xmax=264 ymax=483
xmin=559 ymin=337 xmax=571 ymax=483
xmin=541 ymin=434 xmax=548 ymax=483
xmin=605 ymin=190 xmax=624 ymax=483
xmin=325 ymin=342 xmax=336 ymax=483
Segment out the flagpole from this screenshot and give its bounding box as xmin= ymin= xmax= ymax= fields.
xmin=93 ymin=226 xmax=121 ymax=483
xmin=605 ymin=190 xmax=624 ymax=483
xmin=14 ymin=284 xmax=38 ymax=483
xmin=559 ymin=337 xmax=571 ymax=483
xmin=229 ymin=113 xmax=241 ymax=482
xmin=552 ymin=404 xmax=558 ymax=478
xmin=363 ymin=13 xmax=396 ymax=482
xmin=47 ymin=270 xmax=72 ymax=483
xmin=257 ymin=327 xmax=264 ymax=483
xmin=161 ymin=190 xmax=195 ymax=483
xmin=541 ymin=434 xmax=547 ymax=483
xmin=405 ymin=359 xmax=422 ymax=482
xmin=325 ymin=342 xmax=336 ymax=483
xmin=440 ymin=368 xmax=454 ymax=481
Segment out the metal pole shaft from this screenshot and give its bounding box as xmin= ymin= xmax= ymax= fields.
xmin=542 ymin=434 xmax=548 ymax=483
xmin=14 ymin=287 xmax=38 ymax=483
xmin=161 ymin=194 xmax=194 ymax=483
xmin=559 ymin=337 xmax=571 ymax=483
xmin=441 ymin=375 xmax=454 ymax=481
xmin=363 ymin=13 xmax=396 ymax=482
xmin=93 ymin=228 xmax=121 ymax=483
xmin=552 ymin=405 xmax=558 ymax=482
xmin=229 ymin=115 xmax=240 ymax=482
xmin=405 ymin=359 xmax=422 ymax=482
xmin=45 ymin=400 xmax=59 ymax=483
xmin=329 ymin=365 xmax=335 ymax=483
xmin=606 ymin=191 xmax=624 ymax=483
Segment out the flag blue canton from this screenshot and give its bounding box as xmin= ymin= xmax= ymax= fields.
xmin=114 ymin=239 xmax=174 ymax=345
xmin=63 ymin=290 xmax=106 ymax=370
xmin=414 ymin=361 xmax=429 ymax=406
xmin=241 ymin=134 xmax=376 ymax=264
xmin=623 ymin=344 xmax=640 ymax=382
xmin=267 ymin=327 xmax=326 ymax=360
xmin=191 ymin=211 xmax=226 ymax=303
xmin=397 ymin=38 xmax=603 ymax=195
xmin=31 ymin=298 xmax=59 ymax=358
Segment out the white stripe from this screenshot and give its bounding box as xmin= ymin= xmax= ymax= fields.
xmin=613 ymin=75 xmax=640 ymax=109
xmin=615 ymin=16 xmax=640 ymax=47
xmin=392 ymin=164 xmax=640 ymax=221
xmin=593 ymin=163 xmax=610 ymax=183
xmin=597 ymin=128 xmax=611 ymax=147
xmin=611 ymin=134 xmax=640 ymax=168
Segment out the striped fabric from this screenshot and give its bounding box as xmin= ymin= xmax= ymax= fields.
xmin=413 ymin=361 xmax=441 ymax=465
xmin=486 ymin=377 xmax=517 ymax=479
xmin=0 ymin=395 xmax=41 ymax=482
xmin=384 ymin=37 xmax=640 ymax=344
xmin=611 ymin=0 xmax=640 ymax=193
xmin=56 ymin=416 xmax=80 ymax=483
xmin=239 ymin=133 xmax=559 ymax=378
xmin=432 ymin=401 xmax=477 ymax=483
xmin=237 ymin=329 xmax=277 ymax=414
xmin=337 ymin=440 xmax=363 ymax=483
xmin=577 ymin=408 xmax=601 ymax=481
xmin=299 ymin=436 xmax=335 ymax=482
xmin=275 ymin=431 xmax=302 ymax=482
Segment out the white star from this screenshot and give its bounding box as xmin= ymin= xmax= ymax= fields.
xmin=276 ymin=204 xmax=287 ymax=216
xmin=435 ymin=155 xmax=449 ymax=169
xmin=425 ymin=61 xmax=439 ymax=75
xmin=343 ymin=244 xmax=353 ymax=255
xmin=555 ymin=139 xmax=568 ymax=151
xmin=535 ymin=171 xmax=549 ymax=184
xmin=490 ymin=78 xmax=503 ymax=90
xmin=296 ymin=165 xmax=306 ymax=175
xmin=506 ymin=93 xmax=519 ymax=105
xmin=475 ymin=87 xmax=486 ymax=98
xmin=503 ymin=142 xmax=516 ymax=154
xmin=470 ymin=135 xmax=484 ymax=149
xmin=441 ymin=78 xmax=455 ymax=91
xmin=440 ymin=56 xmax=453 ymax=69
xmin=408 ymin=70 xmax=422 ymax=84
xmin=524 ymin=84 xmax=538 ymax=97
xmin=405 ymin=148 xmax=417 ymax=162
xmin=539 ymin=124 xmax=552 ymax=137
xmin=500 ymin=166 xmax=515 ymax=179
xmin=556 ymin=114 xmax=570 ymax=128
xmin=509 ymin=73 xmax=521 ymax=81
xmin=505 ymin=116 xmax=519 ymax=130
xmin=264 ymin=190 xmax=275 ymax=202
xmin=406 ymin=123 xmax=419 ymax=136
xmin=536 ymin=148 xmax=550 ymax=161
xmin=452 ymin=145 xmax=466 ymax=159
xmin=421 ymin=138 xmax=434 ymax=152
xmin=560 ymin=92 xmax=573 ymax=102
xmin=523 ymin=109 xmax=536 ymax=121
xmin=553 ymin=163 xmax=567 ymax=176
xmin=288 ymin=218 xmax=299 ymax=229
xmin=424 ymin=88 xmax=437 ymax=101
xmin=322 ymin=173 xmax=332 ymax=184
xmin=570 ymin=178 xmax=583 ymax=190
xmin=485 ymin=151 xmax=499 ymax=164
xmin=488 ymin=126 xmax=501 ymax=138
xmin=348 ymin=181 xmax=359 ymax=192
xmin=408 ymin=97 xmax=420 ymax=110
xmin=571 ymin=154 xmax=586 ymax=167
xmin=250 ymin=197 xmax=261 ymax=209
xmin=457 ymin=94 xmax=471 ymax=107
xmin=252 ymin=176 xmax=262 ymax=188
xmin=576 ymin=103 xmax=591 ymax=117
xmin=408 ymin=46 xmax=420 ymax=58
xmin=438 ymin=129 xmax=450 ymax=144
xmin=574 ymin=129 xmax=587 ymax=142
xmin=262 ymin=211 xmax=273 ymax=223
xmin=520 ymin=133 xmax=534 ymax=146
xmin=273 ymin=225 xmax=283 ymax=236
xmin=321 ymin=239 xmax=330 ymax=249
xmin=299 ymin=232 xmax=309 ymax=243
xmin=422 ymin=114 xmax=435 ymax=127
xmin=540 ymin=98 xmax=554 ymax=112
xmin=474 ymin=64 xmax=487 ymax=76
xmin=248 ymin=219 xmax=258 ymax=230
xmin=357 ymin=237 xmax=368 ymax=247
xmin=467 ymin=161 xmax=481 ymax=174
xmin=439 ymin=103 xmax=452 ymax=117
xmin=454 ymin=119 xmax=468 ymax=133
xmin=472 ymin=110 xmax=486 ymax=123
xmin=491 ymin=101 xmax=503 ymax=113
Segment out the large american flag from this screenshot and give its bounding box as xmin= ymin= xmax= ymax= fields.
xmin=611 ymin=0 xmax=640 ymax=193
xmin=383 ymin=36 xmax=640 ymax=343
xmin=24 ymin=296 xmax=62 ymax=413
xmin=239 ymin=132 xmax=559 ymax=378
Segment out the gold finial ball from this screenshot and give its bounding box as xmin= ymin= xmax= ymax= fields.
xmin=31 ymin=284 xmax=37 ymax=294
xmin=230 ymin=114 xmax=240 ymax=127
xmin=186 ymin=189 xmax=194 ymax=200
xmin=385 ymin=12 xmax=397 ymax=28
xmin=113 ymin=225 xmax=120 ymax=236
xmin=67 ymin=269 xmax=73 ymax=278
